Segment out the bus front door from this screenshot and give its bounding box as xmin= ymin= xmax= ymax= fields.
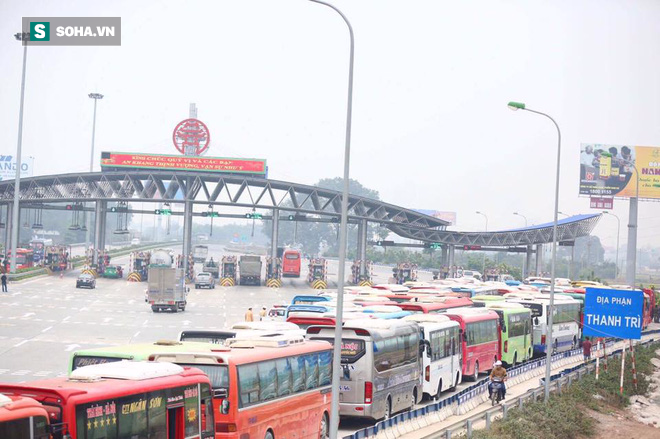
xmin=167 ymin=407 xmax=184 ymax=439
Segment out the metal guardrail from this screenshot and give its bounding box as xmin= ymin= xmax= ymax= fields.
xmin=419 ymin=332 xmax=660 ymax=439
xmin=344 ymin=329 xmax=660 ymax=439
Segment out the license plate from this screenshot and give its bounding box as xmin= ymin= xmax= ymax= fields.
xmin=339 ymin=385 xmax=351 ymax=392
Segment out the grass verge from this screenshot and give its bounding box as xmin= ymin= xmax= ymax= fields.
xmin=470 ymin=342 xmax=659 ymax=439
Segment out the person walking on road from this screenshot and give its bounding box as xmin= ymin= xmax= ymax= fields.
xmin=259 ymin=307 xmax=267 ymax=321
xmin=1 ymin=272 xmax=7 ymax=292
xmin=582 ymin=337 xmax=593 ymax=363
xmin=245 ymin=307 xmax=254 ymax=322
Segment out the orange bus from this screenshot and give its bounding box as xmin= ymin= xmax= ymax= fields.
xmin=0 ymin=394 xmax=51 ymax=439
xmin=6 ymin=248 xmax=35 ymax=270
xmin=149 ymin=335 xmax=333 ymax=438
xmin=282 ymin=249 xmax=302 ymax=277
xmin=0 ymin=361 xmax=215 ymax=439
xmin=384 ymin=297 xmax=474 ymax=313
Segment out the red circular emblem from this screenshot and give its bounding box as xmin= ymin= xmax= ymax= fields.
xmin=172 ymin=118 xmax=211 ymax=155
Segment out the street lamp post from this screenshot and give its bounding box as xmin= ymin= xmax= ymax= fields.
xmin=602 ymin=211 xmax=620 ymax=280
xmin=513 ymin=212 xmax=528 ymax=227
xmin=10 ymin=32 xmax=30 ymax=274
xmin=308 ymin=1 xmax=354 ymax=437
xmin=86 ymin=93 xmax=104 ymax=261
xmin=557 ymin=211 xmax=569 ymax=218
xmin=508 ymin=101 xmax=561 ymax=403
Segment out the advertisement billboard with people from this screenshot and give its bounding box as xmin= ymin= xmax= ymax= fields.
xmin=579 ymin=144 xmax=660 ymax=199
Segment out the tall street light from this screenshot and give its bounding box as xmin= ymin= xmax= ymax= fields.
xmin=620 ymin=158 xmax=640 ymax=289
xmin=513 ymin=212 xmax=528 ymax=226
xmin=308 ymin=1 xmax=353 ymax=437
xmin=86 ymin=93 xmax=104 ymax=259
xmin=602 ymin=211 xmax=620 ymax=280
xmin=508 ymin=100 xmax=561 ymax=403
xmin=475 ymin=211 xmax=488 ymax=231
xmin=10 ymin=32 xmax=30 ymax=274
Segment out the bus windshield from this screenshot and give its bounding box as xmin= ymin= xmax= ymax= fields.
xmin=179 ymin=363 xmax=228 ymax=391
xmin=311 ymin=337 xmax=365 ymax=363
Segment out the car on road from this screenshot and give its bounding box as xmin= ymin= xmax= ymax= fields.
xmin=76 ymin=273 xmax=96 ymax=289
xmin=194 ymin=272 xmax=215 ymax=289
xmin=102 ymin=265 xmax=123 ymax=279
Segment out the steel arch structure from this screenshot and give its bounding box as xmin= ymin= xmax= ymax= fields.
xmin=391 ymin=214 xmax=601 ymax=247
xmin=0 ymin=170 xmax=449 ymax=235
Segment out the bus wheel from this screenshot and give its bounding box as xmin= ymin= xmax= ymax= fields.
xmin=265 ymin=431 xmax=274 ymax=439
xmin=319 ymin=412 xmax=329 ymax=439
xmin=151 ymin=305 xmax=158 ymax=312
xmin=471 ymin=362 xmax=479 ymax=381
xmin=383 ymin=397 xmax=392 ymax=421
xmin=513 ymin=352 xmax=518 ymax=365
xmin=412 ymin=388 xmax=418 ymax=406
xmin=435 ymin=380 xmax=443 ymax=400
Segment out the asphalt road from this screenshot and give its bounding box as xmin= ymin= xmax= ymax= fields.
xmin=0 ymin=243 xmax=439 ymax=436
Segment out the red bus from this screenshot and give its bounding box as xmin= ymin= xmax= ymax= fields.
xmin=0 ymin=394 xmax=50 ymax=439
xmin=444 ymin=308 xmax=501 ymax=381
xmin=282 ymin=249 xmax=302 ymax=277
xmin=149 ymin=335 xmax=333 ymax=438
xmin=6 ymin=248 xmax=35 ymax=270
xmin=0 ymin=361 xmax=215 ymax=439
xmin=385 ymin=297 xmax=473 ymax=314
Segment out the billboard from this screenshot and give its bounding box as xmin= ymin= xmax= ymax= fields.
xmin=0 ymin=155 xmax=34 ymax=181
xmin=579 ymin=144 xmax=660 ymax=199
xmin=583 ymin=287 xmax=643 ymax=340
xmin=100 ymin=152 xmax=267 ymax=176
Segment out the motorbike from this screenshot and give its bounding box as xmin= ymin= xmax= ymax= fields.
xmin=489 ymin=379 xmax=505 ymax=405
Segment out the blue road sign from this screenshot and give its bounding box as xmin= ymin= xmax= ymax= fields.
xmin=583 ymin=288 xmax=644 ymax=340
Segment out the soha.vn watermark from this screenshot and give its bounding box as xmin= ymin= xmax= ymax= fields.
xmin=21 ymin=17 xmax=121 ymax=46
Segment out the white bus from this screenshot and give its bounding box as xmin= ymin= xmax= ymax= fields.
xmin=403 ymin=314 xmax=462 ymax=399
xmin=307 ymin=319 xmax=422 ymax=421
xmin=178 ymin=321 xmax=304 ymax=344
xmin=506 ymin=294 xmax=581 ymax=355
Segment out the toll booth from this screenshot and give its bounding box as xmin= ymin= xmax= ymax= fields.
xmin=265 ymin=257 xmax=282 ymax=288
xmin=351 ymin=260 xmax=374 ymax=286
xmin=220 ymin=255 xmax=237 ymax=286
xmin=308 ymin=258 xmax=328 ymax=290
xmin=394 ymin=262 xmax=418 ymax=284
xmin=128 ymin=251 xmax=151 ymax=282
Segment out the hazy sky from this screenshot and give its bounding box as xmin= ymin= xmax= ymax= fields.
xmin=1 ymin=0 xmax=659 ymax=253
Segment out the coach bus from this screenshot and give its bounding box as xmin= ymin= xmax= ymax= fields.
xmin=0 ymin=394 xmax=50 ymax=439
xmin=402 ymin=314 xmax=462 ymax=399
xmin=69 ymin=340 xmax=217 ymax=372
xmin=0 ymin=362 xmax=215 ymax=439
xmin=282 ymin=249 xmax=302 ymax=277
xmin=6 ymin=248 xmax=35 ymax=270
xmin=444 ymin=308 xmax=501 ymax=381
xmin=307 ymin=319 xmax=422 ymax=421
xmin=506 ymin=294 xmax=581 ymax=355
xmin=150 ymin=335 xmax=333 ymax=439
xmin=484 ymin=302 xmax=532 ymax=365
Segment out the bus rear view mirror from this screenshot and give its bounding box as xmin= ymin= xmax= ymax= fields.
xmin=221 ymin=399 xmax=230 ymax=415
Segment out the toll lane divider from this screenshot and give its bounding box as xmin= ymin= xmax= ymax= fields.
xmin=344 ymin=329 xmax=660 ymax=439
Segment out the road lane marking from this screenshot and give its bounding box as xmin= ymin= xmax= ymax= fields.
xmin=62 ymin=316 xmax=71 ymax=322
xmin=41 ymin=326 xmax=53 ymax=333
xmin=11 ymin=370 xmax=30 ymax=375
xmin=13 ymin=340 xmax=28 ymax=347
